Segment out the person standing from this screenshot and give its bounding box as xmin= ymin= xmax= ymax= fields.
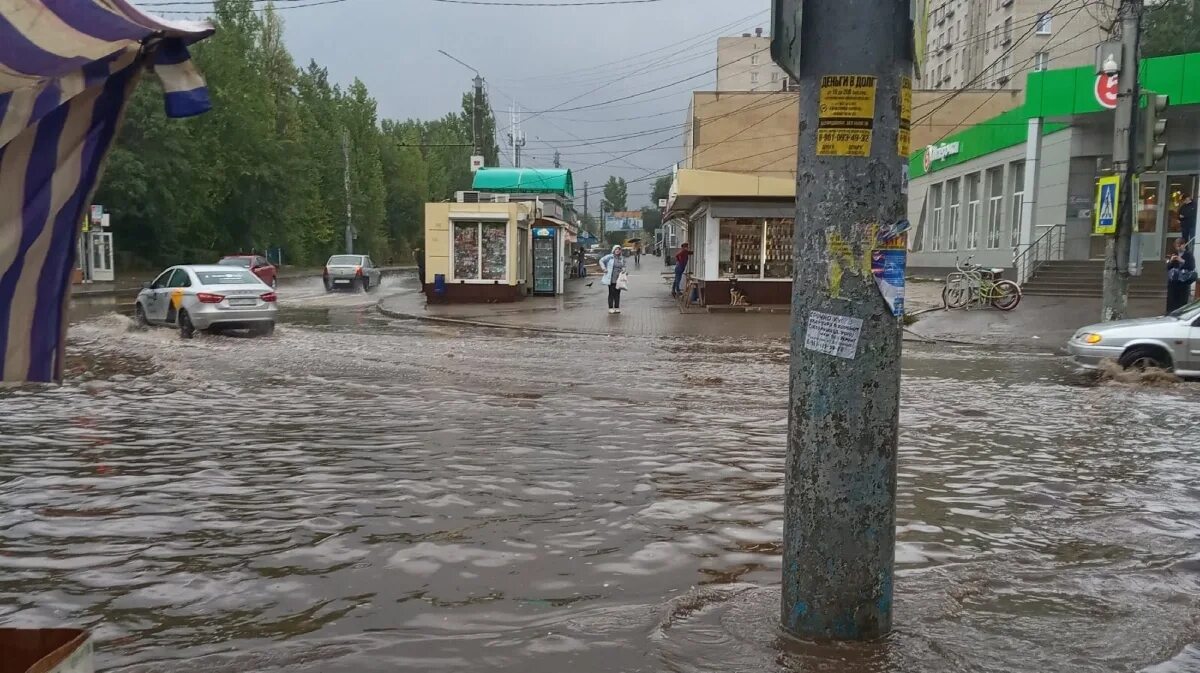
xmin=1180 ymin=194 xmax=1197 ymax=245
xmin=634 ymin=244 xmax=641 ymax=268
xmin=1166 ymin=237 xmax=1196 ymax=313
xmin=599 ymin=244 xmax=626 ymax=314
xmin=576 ymin=247 xmax=587 ymax=278
xmin=671 ymin=242 xmax=693 ymax=297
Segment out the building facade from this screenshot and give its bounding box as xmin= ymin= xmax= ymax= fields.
xmin=908 ymin=53 xmax=1200 ymax=284
xmin=923 ymin=0 xmax=1107 ymax=91
xmin=715 ymin=30 xmax=789 ymax=92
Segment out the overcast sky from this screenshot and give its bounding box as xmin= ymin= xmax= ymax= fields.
xmin=266 ymin=0 xmax=772 ymax=206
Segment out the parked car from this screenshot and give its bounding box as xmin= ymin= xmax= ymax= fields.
xmin=1067 ymin=300 xmax=1200 ymax=375
xmin=323 ymin=254 xmax=381 ymax=291
xmin=135 ymin=265 xmax=277 ymax=339
xmin=218 ymin=254 xmax=277 ymax=287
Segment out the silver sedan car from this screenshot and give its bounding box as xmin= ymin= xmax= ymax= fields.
xmin=1067 ymin=300 xmax=1200 ymax=375
xmin=135 ymin=265 xmax=278 ymax=339
xmin=323 ymin=254 xmax=382 ymax=292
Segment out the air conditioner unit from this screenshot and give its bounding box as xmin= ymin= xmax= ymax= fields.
xmin=487 ymin=193 xmax=510 ymax=203
xmin=455 ymin=190 xmax=480 ymax=203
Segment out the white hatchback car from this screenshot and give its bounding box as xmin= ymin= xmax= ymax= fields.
xmin=135 ymin=265 xmax=278 ymax=339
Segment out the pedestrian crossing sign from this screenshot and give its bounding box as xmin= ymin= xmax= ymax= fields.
xmin=1094 ymin=175 xmax=1119 ymax=235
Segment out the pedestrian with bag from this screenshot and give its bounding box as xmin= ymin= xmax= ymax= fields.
xmin=599 ymin=244 xmax=627 ymax=314
xmin=1166 ymin=237 xmax=1196 ymax=313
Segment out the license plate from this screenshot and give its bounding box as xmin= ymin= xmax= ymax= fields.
xmin=334 ymin=279 xmax=351 ymax=284
xmin=229 ymin=298 xmax=256 ymax=306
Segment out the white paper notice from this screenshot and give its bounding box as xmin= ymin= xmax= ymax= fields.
xmin=804 ymin=311 xmax=864 ymax=359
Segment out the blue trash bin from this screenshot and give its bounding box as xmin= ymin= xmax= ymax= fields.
xmin=433 ymin=273 xmax=446 ymax=296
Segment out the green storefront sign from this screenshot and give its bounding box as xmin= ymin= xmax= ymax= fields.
xmin=910 ymin=52 xmax=1200 ymax=179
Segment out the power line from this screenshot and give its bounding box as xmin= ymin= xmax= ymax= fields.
xmin=148 ymin=0 xmax=346 ymax=12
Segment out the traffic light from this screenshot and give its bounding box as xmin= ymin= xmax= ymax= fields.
xmin=1142 ymin=93 xmax=1168 ymax=171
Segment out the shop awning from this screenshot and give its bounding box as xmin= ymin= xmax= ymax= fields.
xmin=473 ymin=168 xmax=574 ymax=197
xmin=0 ymin=0 xmax=213 ymax=383
xmin=667 ymin=169 xmax=795 ymax=214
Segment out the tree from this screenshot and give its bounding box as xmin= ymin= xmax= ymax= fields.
xmin=603 ymin=176 xmax=628 ymax=211
xmin=1142 ymin=0 xmax=1200 ymax=57
xmin=641 ymin=206 xmax=662 ymax=232
xmin=651 ymin=175 xmax=671 ymax=205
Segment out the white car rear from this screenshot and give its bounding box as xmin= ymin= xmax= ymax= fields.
xmin=135 ymin=265 xmax=278 ymax=339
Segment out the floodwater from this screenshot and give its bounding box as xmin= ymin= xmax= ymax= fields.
xmin=2 ymin=272 xmax=1200 ymax=672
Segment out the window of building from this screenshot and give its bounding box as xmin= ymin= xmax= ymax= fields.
xmin=751 ymin=53 xmax=760 ymax=65
xmin=992 ymin=26 xmax=999 ymax=48
xmin=930 ymin=184 xmax=944 ymax=252
xmin=750 ymin=71 xmax=759 ymax=85
xmin=1003 ymin=17 xmax=1012 ymax=43
xmin=965 ymin=173 xmax=981 ymax=249
xmin=946 ymin=178 xmax=961 ymax=251
xmin=1010 ymin=162 xmax=1025 ymax=248
xmin=986 ymin=167 xmax=1005 ymax=249
xmin=1001 ymin=54 xmax=1011 ymax=79
xmin=1036 ymin=12 xmax=1052 ymax=34
xmin=1034 ymin=51 xmax=1049 ymax=71
xmin=771 ymin=70 xmax=779 ymax=83
xmin=717 ymin=218 xmax=794 ymax=279
xmin=453 ymin=221 xmax=507 ymax=280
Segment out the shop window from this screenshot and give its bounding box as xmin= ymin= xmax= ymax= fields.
xmin=1010 ymin=162 xmax=1025 ymax=248
xmin=946 ymin=178 xmax=961 ymax=251
xmin=764 ymin=218 xmax=794 ymax=278
xmin=717 ymin=218 xmax=795 ymax=279
xmin=453 ymin=221 xmax=508 ymax=280
xmin=965 ymin=173 xmax=981 ymax=250
xmin=1138 ymin=182 xmax=1159 ymax=233
xmin=930 ymin=184 xmax=944 ymax=252
xmin=719 ymin=218 xmax=763 ymax=278
xmin=986 ymin=167 xmax=1004 ymax=249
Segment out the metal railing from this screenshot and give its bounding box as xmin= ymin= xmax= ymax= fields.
xmin=1012 ymin=224 xmax=1065 ymax=285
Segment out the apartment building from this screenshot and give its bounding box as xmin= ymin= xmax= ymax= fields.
xmin=923 ymin=0 xmax=1107 ymax=91
xmin=714 ymin=28 xmax=791 ymax=92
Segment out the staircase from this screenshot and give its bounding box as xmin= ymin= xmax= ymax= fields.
xmin=1022 ymin=260 xmax=1166 ymax=299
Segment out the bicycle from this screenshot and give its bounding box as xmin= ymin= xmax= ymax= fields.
xmin=942 ymin=257 xmax=1022 ymax=311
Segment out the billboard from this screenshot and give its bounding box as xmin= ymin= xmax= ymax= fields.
xmin=605 ymin=211 xmax=643 ymax=232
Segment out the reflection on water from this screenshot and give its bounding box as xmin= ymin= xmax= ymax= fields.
xmin=1 ymin=312 xmax=1199 ymax=672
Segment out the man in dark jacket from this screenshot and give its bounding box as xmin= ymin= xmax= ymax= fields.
xmin=1166 ymin=237 xmax=1195 ymax=313
xmin=1179 ymin=194 xmax=1196 ymax=245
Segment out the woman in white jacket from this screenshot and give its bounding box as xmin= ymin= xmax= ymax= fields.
xmin=598 ymin=245 xmax=627 ymax=314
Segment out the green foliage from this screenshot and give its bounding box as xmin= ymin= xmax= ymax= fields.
xmin=603 ymin=176 xmax=628 ymax=211
xmin=650 ymin=175 xmax=671 ymax=204
xmin=604 ymin=231 xmax=627 ymax=247
xmin=94 ymin=0 xmax=496 ymax=268
xmin=1142 ymin=0 xmax=1200 ymax=57
xmin=640 ymin=206 xmax=662 ymax=232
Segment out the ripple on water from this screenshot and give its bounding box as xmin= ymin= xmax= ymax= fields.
xmin=0 ymin=318 xmax=1198 ymax=671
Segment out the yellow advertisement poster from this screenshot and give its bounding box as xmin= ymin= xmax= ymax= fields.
xmin=817 ymin=75 xmax=877 ymax=157
xmin=898 ymin=76 xmax=912 ymax=157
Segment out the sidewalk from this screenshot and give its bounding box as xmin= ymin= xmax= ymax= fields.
xmin=380 ymin=257 xmax=947 ymax=340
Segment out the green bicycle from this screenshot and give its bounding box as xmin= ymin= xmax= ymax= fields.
xmin=942 ymin=257 xmax=1022 ymax=311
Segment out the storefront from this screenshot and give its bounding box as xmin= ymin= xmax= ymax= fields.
xmin=908 ymin=52 xmax=1200 ymax=281
xmin=665 ymin=169 xmax=796 ymax=305
xmin=423 ymin=201 xmax=530 ymax=303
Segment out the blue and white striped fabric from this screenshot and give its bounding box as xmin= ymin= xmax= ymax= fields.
xmin=0 ymin=0 xmax=212 ymax=383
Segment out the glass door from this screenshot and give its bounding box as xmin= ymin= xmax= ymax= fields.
xmin=532 ymin=232 xmax=556 ymax=295
xmin=1166 ymin=174 xmax=1199 ymax=256
xmin=91 ymin=231 xmax=114 ymax=281
xmin=1136 ymin=176 xmax=1164 ymax=267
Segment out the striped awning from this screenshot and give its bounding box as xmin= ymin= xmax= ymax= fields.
xmin=0 ymin=0 xmax=213 ymax=383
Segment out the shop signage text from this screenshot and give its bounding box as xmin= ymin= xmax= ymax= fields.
xmin=922 ymin=141 xmax=961 ymax=171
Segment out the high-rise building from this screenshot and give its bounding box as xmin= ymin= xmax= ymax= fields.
xmin=715 ymin=28 xmax=791 ymax=92
xmin=923 ymin=0 xmax=1107 ymax=91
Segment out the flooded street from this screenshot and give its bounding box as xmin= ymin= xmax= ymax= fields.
xmin=3 ymin=273 xmax=1200 ymax=672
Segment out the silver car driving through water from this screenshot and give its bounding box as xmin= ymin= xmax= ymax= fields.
xmin=134 ymin=265 xmax=278 ymax=339
xmin=1067 ymin=299 xmax=1200 ymax=375
xmin=323 ymin=254 xmax=382 ymax=292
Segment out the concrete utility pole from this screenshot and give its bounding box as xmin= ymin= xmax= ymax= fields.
xmin=553 ymin=150 xmax=561 ymax=168
xmin=507 ymin=102 xmax=526 ymax=168
xmin=583 ymin=181 xmax=589 ymax=222
xmin=1101 ymin=0 xmax=1143 ymax=322
xmin=342 ymin=128 xmax=354 ymax=255
xmin=773 ymin=0 xmax=910 ymax=640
